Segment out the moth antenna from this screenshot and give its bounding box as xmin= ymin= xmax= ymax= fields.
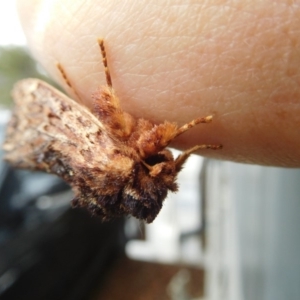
xmin=56 ymin=63 xmax=83 ymax=102
xmin=175 ymin=115 xmax=213 ymax=138
xmin=98 ymin=38 xmax=113 ymax=87
xmin=175 ymin=144 xmax=222 ymax=172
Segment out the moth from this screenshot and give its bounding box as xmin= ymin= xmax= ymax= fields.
xmin=3 ymin=39 xmax=222 ymax=223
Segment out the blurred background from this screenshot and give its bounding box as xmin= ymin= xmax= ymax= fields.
xmin=1 ymin=2 xmax=300 ymax=300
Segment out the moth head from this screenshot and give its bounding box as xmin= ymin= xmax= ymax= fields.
xmin=144 ymin=149 xmax=178 ymax=191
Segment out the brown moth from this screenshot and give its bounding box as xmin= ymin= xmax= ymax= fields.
xmin=3 ymin=39 xmax=222 ymax=223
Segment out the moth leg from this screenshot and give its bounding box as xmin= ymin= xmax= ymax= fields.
xmin=175 ymin=143 xmax=222 ymax=171
xmin=56 ymin=63 xmax=82 ymax=102
xmin=137 ymin=116 xmax=216 ymax=158
xmin=175 ymin=115 xmax=213 ymax=138
xmin=98 ymin=38 xmax=112 ymax=87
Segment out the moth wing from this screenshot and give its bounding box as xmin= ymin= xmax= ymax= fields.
xmin=3 ymin=79 xmax=134 ymax=187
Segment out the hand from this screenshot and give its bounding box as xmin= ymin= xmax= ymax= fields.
xmin=16 ymin=0 xmax=300 ymax=166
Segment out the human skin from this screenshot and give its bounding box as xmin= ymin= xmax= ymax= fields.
xmin=16 ymin=0 xmax=300 ymax=167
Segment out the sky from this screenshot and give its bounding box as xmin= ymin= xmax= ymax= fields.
xmin=0 ymin=1 xmax=26 ymax=46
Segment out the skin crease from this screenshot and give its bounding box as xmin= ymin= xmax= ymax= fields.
xmin=16 ymin=0 xmax=300 ymax=167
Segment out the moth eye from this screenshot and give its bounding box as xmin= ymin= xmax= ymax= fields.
xmin=145 ymin=154 xmax=166 ymax=166
xmin=163 ymin=167 xmax=173 ymax=175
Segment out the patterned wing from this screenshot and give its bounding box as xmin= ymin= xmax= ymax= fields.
xmin=3 ymin=79 xmax=134 ymax=191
